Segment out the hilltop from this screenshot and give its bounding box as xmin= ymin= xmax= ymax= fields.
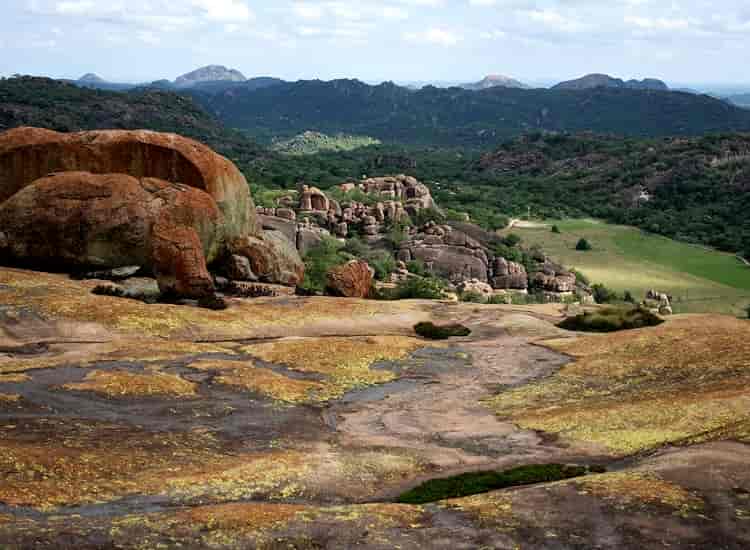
xmin=553 ymin=73 xmax=669 ymax=91
xmin=186 ymin=78 xmax=750 ymax=146
xmin=461 ymin=74 xmax=530 ymax=90
xmin=175 ymin=64 xmax=246 ymax=87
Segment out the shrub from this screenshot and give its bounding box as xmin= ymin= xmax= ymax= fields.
xmin=492 ymin=243 xmax=523 ymax=264
xmin=623 ymin=290 xmax=636 ymax=304
xmin=386 ymin=222 xmax=410 ymax=249
xmin=368 ymin=251 xmax=396 ymax=281
xmin=394 ymin=277 xmax=446 ymax=300
xmin=414 ymin=322 xmax=471 ymax=340
xmin=299 ymin=237 xmax=348 ymax=294
xmin=558 ymin=306 xmax=664 ymax=333
xmin=592 ymin=283 xmax=618 ymax=304
xmin=92 ymin=285 xmax=125 ymax=298
xmin=397 ymin=464 xmax=593 ymax=504
xmin=745 ymin=304 xmax=750 ymax=319
xmin=576 ymin=238 xmax=593 ymax=251
xmin=487 ymin=294 xmax=510 ymax=305
xmin=551 ymin=225 xmax=561 ymax=234
xmin=406 ymin=259 xmax=428 ymax=277
xmin=198 ymin=294 xmax=228 ymax=310
xmin=502 ymin=233 xmax=522 ymax=247
xmin=411 ymin=207 xmax=446 ymax=227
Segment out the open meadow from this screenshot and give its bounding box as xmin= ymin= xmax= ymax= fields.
xmin=507 ymin=219 xmax=750 ymax=315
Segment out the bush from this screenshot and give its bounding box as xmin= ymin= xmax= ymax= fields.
xmin=623 ymin=290 xmax=636 ymax=304
xmin=551 ymin=225 xmax=561 ymax=234
xmin=299 ymin=237 xmax=349 ymax=294
xmin=414 ymin=322 xmax=471 ymax=340
xmin=411 ymin=207 xmax=446 ymax=227
xmin=368 ymin=251 xmax=396 ymax=281
xmin=198 ymin=294 xmax=228 ymax=310
xmin=397 ymin=464 xmax=593 ymax=504
xmin=393 ymin=277 xmax=446 ymax=300
xmin=406 ymin=259 xmax=428 ymax=277
xmin=386 ymin=222 xmax=410 ymax=249
xmin=592 ymin=283 xmax=618 ymax=304
xmin=502 ymin=233 xmax=522 ymax=247
xmin=576 ymin=238 xmax=593 ymax=251
xmin=745 ymin=304 xmax=750 ymax=319
xmin=492 ymin=243 xmax=523 ymax=264
xmin=558 ymin=306 xmax=664 ymax=333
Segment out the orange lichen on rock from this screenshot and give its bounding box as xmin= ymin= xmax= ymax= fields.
xmin=0 ymin=393 xmax=20 ymax=403
xmin=242 ymin=336 xmax=424 ymax=400
xmin=0 ymin=373 xmax=30 ymax=383
xmin=488 ymin=315 xmax=750 ymax=455
xmin=188 ymin=359 xmax=324 ymax=403
xmin=576 ymin=472 xmax=704 ymax=514
xmin=62 ymin=369 xmax=198 ymax=398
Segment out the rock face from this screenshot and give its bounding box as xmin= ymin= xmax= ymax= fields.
xmin=0 ymin=172 xmax=221 ymax=298
xmin=492 ymin=257 xmax=528 ymax=290
xmin=553 ymin=73 xmax=669 ymax=91
xmin=0 ymin=127 xmax=260 ymax=241
xmin=532 ymin=260 xmax=577 ymax=293
xmin=175 ymin=65 xmax=246 ymax=87
xmin=326 ymin=260 xmax=374 ymax=298
xmin=0 ymin=127 xmax=303 ymax=298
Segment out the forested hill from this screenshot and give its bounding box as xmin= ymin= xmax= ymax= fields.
xmin=187 ymin=79 xmax=750 ymax=146
xmin=0 ymin=76 xmax=266 ymax=167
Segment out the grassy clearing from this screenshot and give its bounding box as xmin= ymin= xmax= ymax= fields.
xmin=507 ymin=219 xmax=750 ymax=315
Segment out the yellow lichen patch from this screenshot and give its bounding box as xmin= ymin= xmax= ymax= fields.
xmin=0 ymin=514 xmax=13 ymax=524
xmin=442 ymin=492 xmax=517 ymax=530
xmin=182 ymin=502 xmax=306 ymax=532
xmin=242 ymin=336 xmax=423 ymax=401
xmin=62 ymin=370 xmax=198 ymax=398
xmin=317 ymin=503 xmax=426 ymax=529
xmin=0 ymin=423 xmax=226 ymax=510
xmin=165 ymin=449 xmax=311 ymax=503
xmin=0 ymin=373 xmax=30 ymax=383
xmin=187 ymin=359 xmax=324 ymax=404
xmin=0 ymin=268 xmax=417 ymax=339
xmin=0 ymin=393 xmax=21 ymax=403
xmin=577 ymin=472 xmax=704 ymax=515
xmin=487 ymin=315 xmax=750 ymax=455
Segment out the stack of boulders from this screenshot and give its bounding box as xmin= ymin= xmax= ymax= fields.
xmin=257 ymin=175 xmax=436 ymax=253
xmin=645 ymin=289 xmax=673 ymax=315
xmin=0 ymin=127 xmax=304 ymax=300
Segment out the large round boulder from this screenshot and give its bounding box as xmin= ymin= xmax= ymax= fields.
xmin=325 ymin=260 xmax=374 ymax=298
xmin=0 ymin=171 xmax=221 ymax=298
xmin=0 ymin=127 xmax=259 ymax=240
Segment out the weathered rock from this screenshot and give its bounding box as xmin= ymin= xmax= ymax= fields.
xmin=224 ymin=254 xmax=257 ymax=282
xmin=298 ymin=185 xmax=330 ymax=212
xmin=458 ymin=279 xmax=494 ymax=299
xmin=409 ymin=245 xmax=488 ymax=283
xmin=259 ymin=214 xmax=297 ymax=245
xmin=229 ymin=231 xmax=304 ymax=287
xmin=326 ymin=260 xmax=374 ymax=298
xmin=491 ymin=257 xmax=528 ymax=290
xmin=0 ymin=127 xmax=260 ymax=240
xmin=532 ymin=261 xmax=577 ymax=293
xmin=0 ymin=172 xmax=221 ymax=297
xmin=297 ymin=225 xmax=330 ymax=256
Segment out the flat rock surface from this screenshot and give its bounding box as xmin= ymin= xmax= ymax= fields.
xmin=0 ymin=267 xmax=748 ymax=548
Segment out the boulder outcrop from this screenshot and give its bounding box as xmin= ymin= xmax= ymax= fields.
xmin=326 ymin=260 xmax=374 ymax=298
xmin=492 ymin=257 xmax=528 ymax=290
xmin=0 ymin=172 xmax=220 ymax=298
xmin=0 ymin=127 xmax=260 ymax=240
xmin=0 ymin=127 xmax=303 ymax=299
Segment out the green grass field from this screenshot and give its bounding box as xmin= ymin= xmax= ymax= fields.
xmin=506 ymin=219 xmax=750 ymax=315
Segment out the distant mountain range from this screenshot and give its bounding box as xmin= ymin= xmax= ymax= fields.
xmin=728 ymin=94 xmax=750 ymax=109
xmin=553 ymin=73 xmax=669 ymax=91
xmin=8 ymin=71 xmax=750 ymax=148
xmin=174 ymin=65 xmax=246 ymax=88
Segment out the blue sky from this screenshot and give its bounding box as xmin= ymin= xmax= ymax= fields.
xmin=3 ymin=1 xmax=750 ymax=86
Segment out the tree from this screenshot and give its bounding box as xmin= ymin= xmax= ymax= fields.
xmin=623 ymin=290 xmax=636 ymax=304
xmin=576 ymin=238 xmax=593 ymax=251
xmin=502 ymin=233 xmax=522 ymax=247
xmin=592 ymin=284 xmax=618 ymax=304
xmin=551 ymin=225 xmax=561 ymax=234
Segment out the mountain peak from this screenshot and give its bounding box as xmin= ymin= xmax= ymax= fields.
xmin=462 ymin=74 xmax=529 ymax=90
xmin=78 ymin=73 xmax=106 ymax=83
xmin=174 ymin=65 xmax=247 ymax=87
xmin=553 ymin=73 xmax=669 ymax=91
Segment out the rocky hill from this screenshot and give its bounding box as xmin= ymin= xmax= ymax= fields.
xmin=186 ymin=78 xmax=750 ymax=146
xmin=461 ymin=75 xmax=530 ymax=90
xmin=553 ymin=73 xmax=669 ymax=91
xmin=271 ymin=131 xmax=380 ymax=155
xmin=175 ymin=65 xmax=246 ymax=87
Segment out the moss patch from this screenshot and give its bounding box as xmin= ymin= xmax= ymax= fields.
xmin=414 ymin=322 xmax=471 ymax=340
xmin=558 ymin=306 xmax=664 ymax=333
xmin=62 ymin=370 xmax=198 ymax=398
xmin=397 ymin=464 xmax=593 ymax=504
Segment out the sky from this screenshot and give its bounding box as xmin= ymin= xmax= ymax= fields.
xmin=2 ymin=0 xmax=750 ymax=87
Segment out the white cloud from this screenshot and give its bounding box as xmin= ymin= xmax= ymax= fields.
xmin=403 ymin=27 xmax=461 ymax=46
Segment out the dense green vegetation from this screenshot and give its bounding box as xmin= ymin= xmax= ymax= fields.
xmin=397 ymin=464 xmax=593 ymax=504
xmin=414 ymin=322 xmax=471 ymax=340
xmin=187 ymin=79 xmax=750 ymax=147
xmin=558 ymin=307 xmax=664 ymax=333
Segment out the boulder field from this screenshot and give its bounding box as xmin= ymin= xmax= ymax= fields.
xmin=0 ymin=127 xmax=303 ymax=296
